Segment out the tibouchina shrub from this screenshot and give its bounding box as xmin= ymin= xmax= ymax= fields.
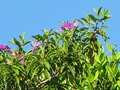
xmin=0 ymin=7 xmax=120 ymax=90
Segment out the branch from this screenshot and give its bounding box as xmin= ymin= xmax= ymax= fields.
xmin=35 ymin=71 xmax=59 ymax=89
xmin=35 ymin=64 xmax=67 ymax=89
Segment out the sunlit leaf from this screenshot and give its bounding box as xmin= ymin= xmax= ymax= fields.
xmin=12 ymin=68 xmax=19 ymax=76
xmin=116 ymin=52 xmax=120 ymax=59
xmin=88 ymin=72 xmax=94 ymax=82
xmin=43 ymin=60 xmax=50 ymax=70
xmin=93 ymin=8 xmax=98 ymax=16
xmin=44 ymin=70 xmax=51 ymax=79
xmin=105 ymin=9 xmax=110 ymax=16
xmin=106 ymin=42 xmax=112 ymax=52
xmin=106 ymin=65 xmax=113 ymax=81
xmin=94 ymin=71 xmax=99 ymax=80
xmin=113 ymin=64 xmax=118 ymax=77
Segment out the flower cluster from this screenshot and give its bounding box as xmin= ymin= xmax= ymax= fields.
xmin=6 ymin=51 xmax=25 ymax=65
xmin=32 ymin=41 xmax=41 ymax=53
xmin=32 ymin=41 xmax=41 ymax=48
xmin=59 ymin=21 xmax=78 ymax=31
xmin=0 ymin=44 xmax=10 ymax=51
xmin=1 ymin=41 xmax=41 ymax=65
xmin=12 ymin=51 xmax=25 ymax=63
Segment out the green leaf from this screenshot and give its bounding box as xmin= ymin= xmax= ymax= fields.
xmin=13 ymin=38 xmax=21 ymax=46
xmin=81 ymin=18 xmax=88 ymax=23
xmin=113 ymin=64 xmax=118 ymax=77
xmin=94 ymin=71 xmax=99 ymax=80
xmin=68 ymin=65 xmax=75 ymax=76
xmin=106 ymin=42 xmax=112 ymax=52
xmin=101 ymin=15 xmax=112 ymax=22
xmin=97 ymin=7 xmax=102 ymax=16
xmin=95 ymin=55 xmax=101 ymax=63
xmin=44 ymin=70 xmax=51 ymax=79
xmin=79 ymin=27 xmax=89 ymax=31
xmin=43 ymin=60 xmax=50 ymax=70
xmin=32 ymin=34 xmax=43 ymax=41
xmin=117 ymin=52 xmax=120 ymax=59
xmin=88 ymin=72 xmax=94 ymax=82
xmin=60 ymin=66 xmax=65 ymax=73
xmin=102 ymin=26 xmax=109 ymax=29
xmin=88 ymin=83 xmax=92 ymax=90
xmin=117 ymin=80 xmax=120 ymax=87
xmin=93 ymin=8 xmax=98 ymax=16
xmin=100 ymin=53 xmax=105 ymax=61
xmin=101 ymin=9 xmax=104 ymax=17
xmin=108 ymin=56 xmax=112 ymax=62
xmin=41 ymin=73 xmax=45 ymax=81
xmin=112 ymin=52 xmax=116 ymax=60
xmin=106 ymin=65 xmax=113 ymax=81
xmin=105 ymin=9 xmax=110 ymax=16
xmin=88 ymin=14 xmax=96 ymax=22
xmin=62 ymin=39 xmax=68 ymax=53
xmin=12 ymin=68 xmax=19 ymax=75
xmin=19 ymin=32 xmax=25 ymax=45
xmin=77 ymin=19 xmax=86 ymax=26
xmin=31 ymin=66 xmax=40 ymax=79
xmin=13 ymin=74 xmax=20 ymax=84
xmin=24 ymin=41 xmax=31 ymax=46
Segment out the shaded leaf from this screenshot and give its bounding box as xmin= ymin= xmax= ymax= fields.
xmin=88 ymin=14 xmax=96 ymax=22
xmin=97 ymin=7 xmax=102 ymax=16
xmin=88 ymin=49 xmax=94 ymax=66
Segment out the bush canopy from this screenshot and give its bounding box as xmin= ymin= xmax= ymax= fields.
xmin=0 ymin=7 xmax=120 ymax=90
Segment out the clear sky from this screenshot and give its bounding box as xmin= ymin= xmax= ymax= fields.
xmin=0 ymin=0 xmax=120 ymax=52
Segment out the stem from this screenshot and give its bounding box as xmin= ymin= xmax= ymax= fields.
xmin=35 ymin=71 xmax=59 ymax=89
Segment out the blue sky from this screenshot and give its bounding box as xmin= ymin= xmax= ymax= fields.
xmin=0 ymin=0 xmax=120 ymax=52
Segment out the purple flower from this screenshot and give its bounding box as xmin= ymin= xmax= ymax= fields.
xmin=0 ymin=44 xmax=10 ymax=51
xmin=63 ymin=22 xmax=73 ymax=30
xmin=32 ymin=41 xmax=41 ymax=48
xmin=59 ymin=21 xmax=78 ymax=31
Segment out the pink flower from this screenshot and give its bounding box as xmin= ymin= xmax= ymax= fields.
xmin=11 ymin=51 xmax=25 ymax=63
xmin=32 ymin=41 xmax=41 ymax=47
xmin=58 ymin=27 xmax=63 ymax=32
xmin=73 ymin=21 xmax=78 ymax=26
xmin=20 ymin=59 xmax=25 ymax=63
xmin=32 ymin=41 xmax=41 ymax=53
xmin=11 ymin=50 xmax=15 ymax=56
xmin=18 ymin=53 xmax=25 ymax=63
xmin=7 ymin=61 xmax=11 ymax=65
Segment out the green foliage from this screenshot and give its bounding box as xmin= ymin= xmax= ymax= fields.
xmin=0 ymin=7 xmax=120 ymax=90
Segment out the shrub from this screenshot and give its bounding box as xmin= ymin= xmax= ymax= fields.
xmin=0 ymin=7 xmax=120 ymax=90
